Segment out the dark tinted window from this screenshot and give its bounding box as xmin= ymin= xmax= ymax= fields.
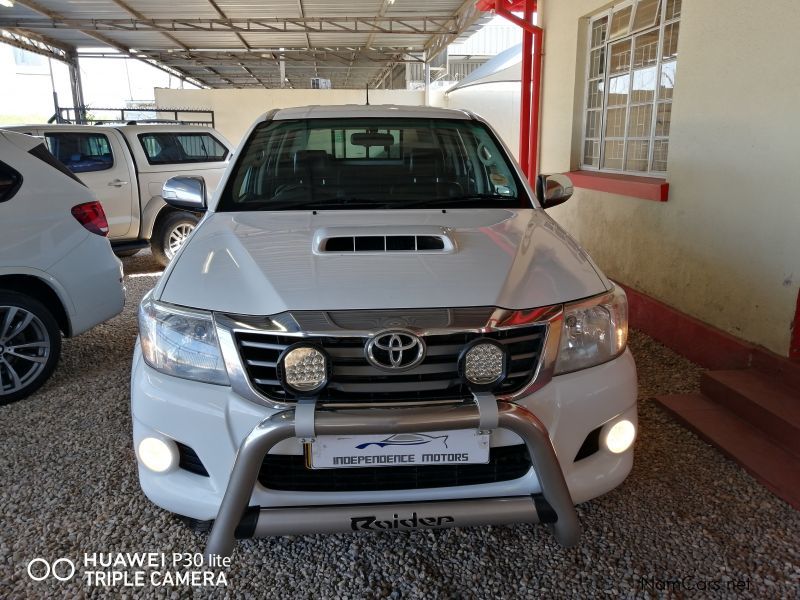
xmin=217 ymin=118 xmax=528 ymax=212
xmin=28 ymin=144 xmax=86 ymax=186
xmin=43 ymin=132 xmax=114 ymax=173
xmin=0 ymin=161 xmax=23 ymax=203
xmin=138 ymin=132 xmax=228 ymax=165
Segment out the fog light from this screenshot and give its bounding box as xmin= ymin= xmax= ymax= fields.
xmin=462 ymin=340 xmax=506 ymax=388
xmin=137 ymin=437 xmax=177 ymax=473
xmin=605 ymin=420 xmax=635 ymax=454
xmin=282 ymin=345 xmax=328 ymax=394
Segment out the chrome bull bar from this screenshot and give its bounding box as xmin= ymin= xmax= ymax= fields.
xmin=205 ymin=399 xmax=581 ymax=560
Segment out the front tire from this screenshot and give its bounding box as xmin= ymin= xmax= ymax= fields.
xmin=0 ymin=291 xmax=61 ymax=405
xmin=150 ymin=211 xmax=200 ymax=267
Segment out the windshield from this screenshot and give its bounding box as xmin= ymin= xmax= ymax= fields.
xmin=216 ymin=117 xmax=531 ymax=211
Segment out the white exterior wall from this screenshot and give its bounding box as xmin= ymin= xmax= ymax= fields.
xmin=536 ymin=0 xmax=800 ymax=356
xmin=445 ymin=83 xmax=521 ymax=159
xmin=154 ymin=88 xmax=427 ymax=147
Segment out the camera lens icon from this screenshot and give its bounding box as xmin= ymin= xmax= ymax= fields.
xmin=27 ymin=558 xmax=76 ymax=582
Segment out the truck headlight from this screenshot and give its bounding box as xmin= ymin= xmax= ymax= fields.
xmin=555 ymin=286 xmax=628 ymax=375
xmin=138 ymin=293 xmax=229 ymax=385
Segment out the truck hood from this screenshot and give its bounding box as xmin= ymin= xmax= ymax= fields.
xmin=158 ymin=209 xmax=608 ymax=314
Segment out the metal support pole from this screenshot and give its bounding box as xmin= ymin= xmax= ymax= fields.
xmin=51 ymin=92 xmax=61 ymax=123
xmin=424 ymin=57 xmax=431 ymax=106
xmin=279 ymin=47 xmax=286 ymax=88
xmin=67 ymin=52 xmax=86 ymax=124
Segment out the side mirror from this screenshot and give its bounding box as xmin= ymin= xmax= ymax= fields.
xmin=162 ymin=176 xmax=207 ymax=211
xmin=536 ymin=173 xmax=574 ymax=209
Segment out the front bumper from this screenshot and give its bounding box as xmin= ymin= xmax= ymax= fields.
xmin=204 ymin=399 xmax=581 ymax=559
xmin=131 ymin=344 xmax=637 ymax=555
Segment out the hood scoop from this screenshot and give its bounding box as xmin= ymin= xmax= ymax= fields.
xmin=314 ymin=226 xmax=455 ymax=254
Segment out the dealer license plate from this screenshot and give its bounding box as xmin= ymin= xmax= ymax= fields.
xmin=307 ymin=430 xmax=490 ymax=469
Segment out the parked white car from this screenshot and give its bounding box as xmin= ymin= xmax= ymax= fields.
xmin=0 ymin=130 xmax=124 ymax=404
xmin=131 ymin=105 xmax=637 ymax=559
xmin=4 ymin=124 xmax=232 ymax=265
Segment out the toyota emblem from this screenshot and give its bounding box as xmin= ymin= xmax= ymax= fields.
xmin=365 ymin=330 xmax=425 ymax=371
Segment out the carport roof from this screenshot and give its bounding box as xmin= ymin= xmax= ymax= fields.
xmin=0 ymin=0 xmax=488 ymax=89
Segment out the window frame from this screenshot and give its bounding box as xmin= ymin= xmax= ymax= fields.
xmin=0 ymin=161 xmax=23 ymax=203
xmin=43 ymin=131 xmax=115 ymax=174
xmin=137 ymin=132 xmax=229 ymax=166
xmin=580 ymin=0 xmax=680 ymax=177
xmin=28 ymin=144 xmax=87 ymax=186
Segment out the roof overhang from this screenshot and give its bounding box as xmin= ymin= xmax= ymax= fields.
xmin=0 ymin=0 xmax=493 ymax=89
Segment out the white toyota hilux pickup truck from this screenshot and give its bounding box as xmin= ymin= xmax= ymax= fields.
xmin=5 ymin=124 xmax=232 ymax=265
xmin=131 ymin=105 xmax=637 ymax=560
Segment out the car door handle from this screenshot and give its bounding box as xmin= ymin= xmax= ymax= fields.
xmin=108 ymin=179 xmax=129 ymax=187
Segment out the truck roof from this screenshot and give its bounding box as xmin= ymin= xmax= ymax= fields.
xmin=271 ymin=104 xmax=472 ymax=120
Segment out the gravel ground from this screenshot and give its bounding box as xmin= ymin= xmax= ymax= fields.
xmin=1 ymin=250 xmax=798 ymax=599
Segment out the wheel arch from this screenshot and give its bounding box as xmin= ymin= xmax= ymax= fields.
xmin=145 ymin=197 xmax=201 ymax=240
xmin=141 ymin=195 xmax=170 ymax=240
xmin=0 ymin=274 xmax=72 ymax=336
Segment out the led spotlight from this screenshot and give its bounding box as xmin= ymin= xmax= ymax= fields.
xmin=461 ymin=339 xmax=507 ymax=390
xmin=280 ymin=345 xmax=328 ymax=394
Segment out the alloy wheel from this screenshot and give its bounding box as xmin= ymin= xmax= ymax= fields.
xmin=165 ymin=223 xmax=196 ymax=260
xmin=0 ymin=306 xmax=50 ymax=396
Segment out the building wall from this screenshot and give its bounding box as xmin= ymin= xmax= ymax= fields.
xmin=154 ymin=88 xmax=427 ymax=146
xmin=537 ymin=0 xmax=800 ymax=357
xmin=445 ymin=83 xmax=521 ymax=159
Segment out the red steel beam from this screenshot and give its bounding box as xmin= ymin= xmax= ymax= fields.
xmin=528 ymin=23 xmax=543 ymax=181
xmin=518 ymin=3 xmax=533 ymax=175
xmin=487 ymin=0 xmax=543 ymax=182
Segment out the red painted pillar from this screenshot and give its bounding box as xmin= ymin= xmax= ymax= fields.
xmin=519 ymin=2 xmax=533 ymax=177
xmin=491 ymin=0 xmax=543 ymax=183
xmin=528 ymin=25 xmax=543 ymax=181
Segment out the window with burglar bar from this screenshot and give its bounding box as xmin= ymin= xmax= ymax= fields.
xmin=582 ymin=0 xmax=681 ymax=176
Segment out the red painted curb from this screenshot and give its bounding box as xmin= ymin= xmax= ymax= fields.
xmin=620 ymin=283 xmax=753 ymax=369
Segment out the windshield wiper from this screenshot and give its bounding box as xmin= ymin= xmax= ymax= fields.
xmin=392 ymin=194 xmax=519 ymax=209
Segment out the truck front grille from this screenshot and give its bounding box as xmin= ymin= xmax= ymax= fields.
xmin=234 ymin=324 xmax=547 ymax=403
xmin=257 ymin=444 xmax=532 ymax=491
